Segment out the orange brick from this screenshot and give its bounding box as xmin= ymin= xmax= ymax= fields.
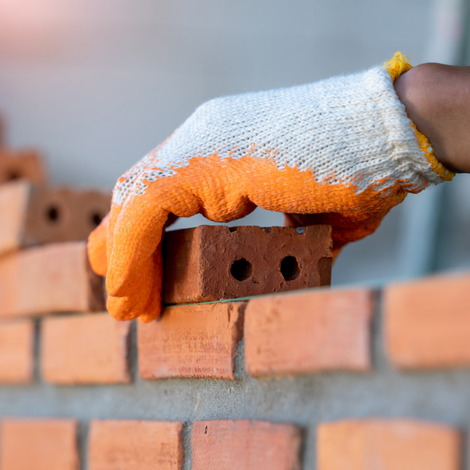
xmin=244 ymin=288 xmax=373 ymax=376
xmin=0 ymin=320 xmax=34 ymax=383
xmin=0 ymin=241 xmax=105 ymax=318
xmin=0 ymin=419 xmax=78 ymax=470
xmin=385 ymin=274 xmax=470 ymax=368
xmin=317 ymin=419 xmax=460 ymax=470
xmin=88 ymin=420 xmax=184 ymax=470
xmin=138 ymin=302 xmax=245 ymax=380
xmin=192 ymin=420 xmax=301 ymax=470
xmin=41 ymin=313 xmax=131 ymax=384
xmin=0 ymin=180 xmax=31 ymax=255
xmin=0 ymin=148 xmax=46 ymax=184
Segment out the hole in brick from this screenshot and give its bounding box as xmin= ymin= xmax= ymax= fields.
xmin=204 ymin=426 xmax=208 ymax=434
xmin=230 ymin=258 xmax=252 ymax=281
xmin=91 ymin=212 xmax=103 ymax=227
xmin=7 ymin=170 xmax=20 ymax=181
xmin=229 ymin=227 xmax=237 ymax=233
xmin=46 ymin=205 xmax=60 ymax=223
xmin=295 ymin=227 xmax=306 ymax=234
xmin=280 ymin=256 xmax=300 ymax=281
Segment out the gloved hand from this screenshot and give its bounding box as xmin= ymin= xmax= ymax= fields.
xmin=88 ymin=52 xmax=454 ymax=322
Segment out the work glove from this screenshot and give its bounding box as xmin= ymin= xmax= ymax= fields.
xmin=88 ymin=53 xmax=454 ymax=322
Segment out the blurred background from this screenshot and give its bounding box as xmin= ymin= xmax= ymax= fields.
xmin=0 ymin=0 xmax=469 ymax=286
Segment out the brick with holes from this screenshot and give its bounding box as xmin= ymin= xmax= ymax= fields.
xmin=163 ymin=225 xmax=332 ymax=304
xmin=0 ymin=148 xmax=46 ymax=184
xmin=23 ymin=186 xmax=111 ymax=245
xmin=0 ymin=181 xmax=111 ymax=255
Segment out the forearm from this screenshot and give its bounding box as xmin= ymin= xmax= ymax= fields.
xmin=394 ymin=63 xmax=470 ymax=174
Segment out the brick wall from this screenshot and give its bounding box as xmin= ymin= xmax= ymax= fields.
xmin=1 ymin=148 xmax=470 ymax=469
xmin=2 ymin=271 xmax=470 ymax=468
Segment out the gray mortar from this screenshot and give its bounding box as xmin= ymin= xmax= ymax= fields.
xmin=1 ymin=290 xmax=470 ymax=469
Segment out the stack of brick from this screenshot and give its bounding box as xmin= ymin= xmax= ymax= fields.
xmin=0 ymin=140 xmax=109 ymax=384
xmin=1 ymin=126 xmax=469 ymax=468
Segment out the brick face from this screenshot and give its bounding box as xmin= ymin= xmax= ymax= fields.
xmin=244 ymin=288 xmax=373 ymax=376
xmin=0 ymin=320 xmax=34 ymax=383
xmin=23 ymin=186 xmax=111 ymax=245
xmin=41 ymin=313 xmax=131 ymax=384
xmin=317 ymin=419 xmax=460 ymax=470
xmin=163 ymin=225 xmax=332 ymax=304
xmin=0 ymin=148 xmax=46 ymax=184
xmin=0 ymin=241 xmax=105 ymax=317
xmin=0 ymin=419 xmax=78 ymax=470
xmin=0 ymin=180 xmax=31 ymax=255
xmin=385 ymin=274 xmax=470 ymax=368
xmin=138 ymin=302 xmax=245 ymax=380
xmin=88 ymin=420 xmax=184 ymax=470
xmin=192 ymin=420 xmax=301 ymax=470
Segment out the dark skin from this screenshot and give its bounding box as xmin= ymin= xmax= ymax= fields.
xmin=394 ymin=63 xmax=470 ymax=174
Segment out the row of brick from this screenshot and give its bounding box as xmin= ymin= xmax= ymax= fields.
xmin=0 ymin=220 xmax=332 ymax=318
xmin=0 ymin=417 xmax=460 ymax=470
xmin=2 ymin=271 xmax=470 ymax=384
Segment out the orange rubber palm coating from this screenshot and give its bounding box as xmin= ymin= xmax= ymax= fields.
xmin=90 ymin=154 xmax=405 ymax=322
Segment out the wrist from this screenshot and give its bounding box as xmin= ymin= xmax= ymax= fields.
xmin=394 ymin=63 xmax=470 ymax=174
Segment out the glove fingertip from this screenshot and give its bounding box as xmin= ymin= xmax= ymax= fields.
xmin=88 ymin=212 xmax=110 ymax=276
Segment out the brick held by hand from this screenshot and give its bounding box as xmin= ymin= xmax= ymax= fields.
xmin=88 ymin=420 xmax=184 ymax=470
xmin=41 ymin=313 xmax=131 ymax=385
xmin=138 ymin=302 xmax=245 ymax=380
xmin=0 ymin=180 xmax=111 ymax=256
xmin=0 ymin=241 xmax=105 ymax=318
xmin=163 ymin=224 xmax=332 ymax=304
xmin=244 ymin=288 xmax=373 ymax=376
xmin=0 ymin=419 xmax=79 ymax=470
xmin=192 ymin=420 xmax=302 ymax=470
xmin=0 ymin=148 xmax=46 ymax=184
xmin=317 ymin=419 xmax=461 ymax=470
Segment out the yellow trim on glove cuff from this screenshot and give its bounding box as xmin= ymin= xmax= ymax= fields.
xmin=384 ymin=52 xmax=455 ymax=182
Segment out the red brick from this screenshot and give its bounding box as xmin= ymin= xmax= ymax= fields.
xmin=0 ymin=320 xmax=34 ymax=383
xmin=317 ymin=419 xmax=460 ymax=470
xmin=0 ymin=180 xmax=31 ymax=255
xmin=192 ymin=420 xmax=301 ymax=470
xmin=385 ymin=273 xmax=470 ymax=368
xmin=245 ymin=288 xmax=373 ymax=376
xmin=0 ymin=148 xmax=46 ymax=184
xmin=88 ymin=420 xmax=184 ymax=470
xmin=23 ymin=186 xmax=111 ymax=245
xmin=138 ymin=302 xmax=245 ymax=380
xmin=0 ymin=419 xmax=78 ymax=470
xmin=0 ymin=241 xmax=105 ymax=318
xmin=41 ymin=313 xmax=131 ymax=384
xmin=0 ymin=182 xmax=111 ymax=255
xmin=163 ymin=225 xmax=332 ymax=304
